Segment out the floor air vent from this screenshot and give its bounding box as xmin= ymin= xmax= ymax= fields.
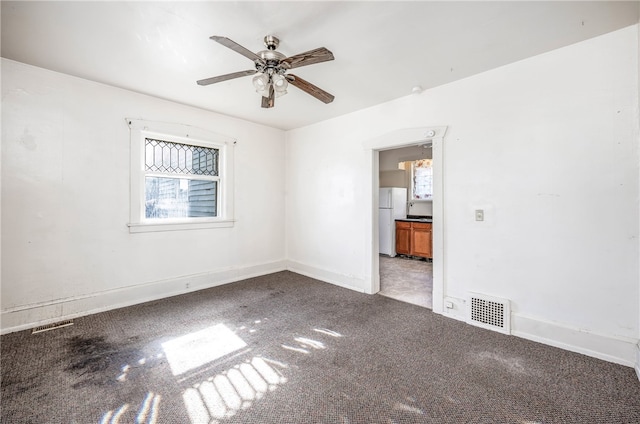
xmin=467 ymin=292 xmax=510 ymax=334
xmin=32 ymin=320 xmax=73 ymax=334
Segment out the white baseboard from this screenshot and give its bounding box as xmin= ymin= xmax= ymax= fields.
xmin=434 ymin=305 xmax=639 ymax=368
xmin=1 ymin=260 xmax=287 ymax=335
xmin=285 ymin=260 xmax=366 ymax=294
xmin=511 ymin=313 xmax=638 ymax=367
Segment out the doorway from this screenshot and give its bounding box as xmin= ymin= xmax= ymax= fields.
xmin=378 ymin=146 xmax=434 ymax=308
xmin=365 ymin=126 xmax=446 ymax=314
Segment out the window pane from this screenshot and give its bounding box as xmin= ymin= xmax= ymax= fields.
xmin=413 ymin=159 xmax=433 ymax=199
xmin=145 ymin=176 xmax=217 ymax=219
xmin=145 ymin=138 xmax=219 ymax=176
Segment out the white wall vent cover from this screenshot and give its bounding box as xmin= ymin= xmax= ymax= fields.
xmin=467 ymin=292 xmax=511 ymax=335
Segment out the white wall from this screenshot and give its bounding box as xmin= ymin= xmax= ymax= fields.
xmin=408 ymin=201 xmax=432 ymax=217
xmin=1 ymin=59 xmax=287 ymax=332
xmin=285 ymin=25 xmax=640 ymax=365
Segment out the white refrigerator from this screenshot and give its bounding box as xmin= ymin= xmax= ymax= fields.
xmin=379 ymin=187 xmax=407 ymax=256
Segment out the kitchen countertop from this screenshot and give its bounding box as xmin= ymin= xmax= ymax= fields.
xmin=396 ymin=218 xmax=433 ymax=223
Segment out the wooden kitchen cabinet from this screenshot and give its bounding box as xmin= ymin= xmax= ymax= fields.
xmin=395 ymin=221 xmax=411 ymax=255
xmin=395 ymin=221 xmax=432 ymax=259
xmin=411 ymin=223 xmax=432 ymax=258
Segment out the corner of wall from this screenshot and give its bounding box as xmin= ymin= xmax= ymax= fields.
xmin=636 ymin=341 xmax=640 ymax=381
xmin=284 ymin=259 xmax=367 ymax=294
xmin=283 ymin=130 xmax=292 ymax=263
xmin=637 ymin=21 xmax=640 ymax=383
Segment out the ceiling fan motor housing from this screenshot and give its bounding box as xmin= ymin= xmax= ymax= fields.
xmin=256 ymin=49 xmax=287 ymax=74
xmin=264 ymin=35 xmax=279 ymax=50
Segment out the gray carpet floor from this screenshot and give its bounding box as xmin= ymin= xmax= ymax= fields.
xmin=2 ymin=271 xmax=639 ymax=423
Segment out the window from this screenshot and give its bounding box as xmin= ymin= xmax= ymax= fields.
xmin=410 ymin=159 xmax=433 ymax=200
xmin=128 ymin=119 xmax=234 ymax=232
xmin=144 ymin=138 xmax=219 ymax=219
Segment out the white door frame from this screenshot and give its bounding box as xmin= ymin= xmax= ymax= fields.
xmin=364 ymin=126 xmax=447 ymax=314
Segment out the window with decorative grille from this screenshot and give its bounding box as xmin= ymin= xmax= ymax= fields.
xmin=144 ymin=138 xmax=220 ymax=219
xmin=127 ymin=119 xmax=235 ymax=233
xmin=411 ymin=159 xmax=433 ymax=200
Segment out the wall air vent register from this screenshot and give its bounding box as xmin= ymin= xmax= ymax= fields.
xmin=467 ymin=292 xmax=511 ymax=335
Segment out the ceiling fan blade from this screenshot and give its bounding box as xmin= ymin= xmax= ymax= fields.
xmin=282 ymin=47 xmax=334 ymax=69
xmin=210 ymin=36 xmax=263 ymax=63
xmin=261 ymin=85 xmax=275 ymax=108
xmin=197 ymin=69 xmax=257 ymax=86
xmin=287 ymin=74 xmax=334 ymax=104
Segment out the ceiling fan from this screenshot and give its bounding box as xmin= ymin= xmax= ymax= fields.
xmin=197 ymin=35 xmax=335 ymax=108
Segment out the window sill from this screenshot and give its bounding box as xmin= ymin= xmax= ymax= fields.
xmin=128 ymin=219 xmax=235 ymax=233
xmin=410 ymin=199 xmax=433 ymax=203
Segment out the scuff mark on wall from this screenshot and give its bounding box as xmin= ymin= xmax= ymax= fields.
xmin=18 ymin=128 xmax=37 ymax=151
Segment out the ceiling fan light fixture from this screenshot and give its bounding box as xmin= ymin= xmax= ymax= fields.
xmin=252 ymin=73 xmax=270 ymax=96
xmin=272 ymin=74 xmax=288 ymax=98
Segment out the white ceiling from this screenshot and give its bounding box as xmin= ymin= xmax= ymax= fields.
xmin=2 ymin=1 xmax=638 ymax=131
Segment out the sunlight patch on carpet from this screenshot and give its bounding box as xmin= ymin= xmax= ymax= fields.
xmin=183 ymin=357 xmax=288 ymax=423
xmin=294 ymin=337 xmax=326 ymax=349
xmin=100 ymin=403 xmax=129 ymax=424
xmin=313 ymin=328 xmax=343 ymax=337
xmin=99 ymin=392 xmax=161 ymax=424
xmin=162 ymin=324 xmax=247 ymax=376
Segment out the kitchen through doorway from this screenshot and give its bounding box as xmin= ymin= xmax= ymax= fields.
xmin=378 ymin=144 xmax=434 ymax=309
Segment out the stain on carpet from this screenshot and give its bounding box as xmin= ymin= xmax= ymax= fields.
xmin=65 ymin=335 xmax=142 ymax=389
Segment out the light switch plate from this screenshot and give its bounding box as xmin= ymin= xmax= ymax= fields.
xmin=475 ymin=209 xmax=484 ymax=221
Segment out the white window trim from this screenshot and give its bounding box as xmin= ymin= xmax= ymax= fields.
xmin=127 ymin=118 xmax=235 ymax=233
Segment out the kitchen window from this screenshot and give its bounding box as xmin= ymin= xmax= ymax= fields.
xmin=127 ymin=119 xmax=235 ymax=232
xmin=410 ymin=159 xmax=433 ymax=200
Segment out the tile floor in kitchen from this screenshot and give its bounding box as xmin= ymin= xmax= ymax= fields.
xmin=378 ymin=255 xmax=433 ymax=309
